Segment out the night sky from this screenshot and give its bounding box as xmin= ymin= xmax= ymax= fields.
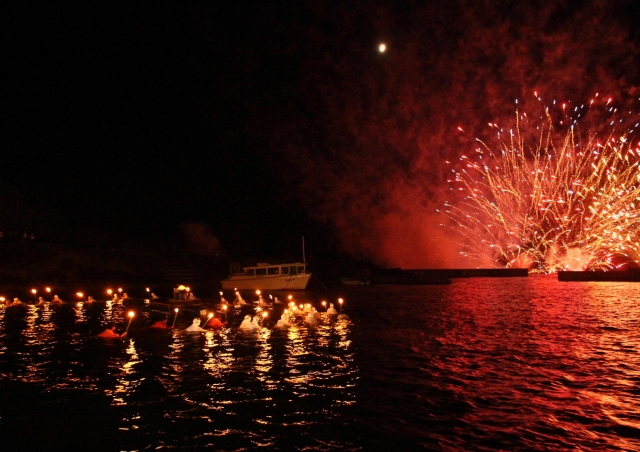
xmin=3 ymin=1 xmax=640 ymax=266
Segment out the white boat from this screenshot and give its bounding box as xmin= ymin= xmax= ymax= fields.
xmin=221 ymin=262 xmax=312 ymax=290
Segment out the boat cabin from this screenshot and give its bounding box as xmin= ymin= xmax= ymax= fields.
xmin=234 ymin=262 xmax=307 ymax=277
xmin=223 ymin=261 xmax=312 ymax=290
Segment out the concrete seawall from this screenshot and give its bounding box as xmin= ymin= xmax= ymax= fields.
xmin=558 ymin=270 xmax=640 ymax=282
xmin=370 ymin=268 xmax=528 ymax=285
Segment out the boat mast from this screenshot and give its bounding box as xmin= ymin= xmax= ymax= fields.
xmin=302 ymin=236 xmax=306 ymax=264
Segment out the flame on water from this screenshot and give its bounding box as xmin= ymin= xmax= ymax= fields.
xmin=442 ymin=96 xmax=640 ymax=273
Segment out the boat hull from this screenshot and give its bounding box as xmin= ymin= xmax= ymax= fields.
xmin=221 ymin=273 xmax=312 ymax=291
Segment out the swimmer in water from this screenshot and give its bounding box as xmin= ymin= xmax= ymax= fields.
xmin=97 ymin=323 xmax=127 ymax=338
xmin=149 ymin=319 xmax=169 ymax=329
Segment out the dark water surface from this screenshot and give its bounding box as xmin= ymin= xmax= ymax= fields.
xmin=1 ymin=276 xmax=640 ymax=451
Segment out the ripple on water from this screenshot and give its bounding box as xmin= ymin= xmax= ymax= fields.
xmin=352 ymin=277 xmax=640 ymax=450
xmin=2 ymin=277 xmax=640 ymax=450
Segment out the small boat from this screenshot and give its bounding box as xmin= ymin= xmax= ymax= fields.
xmin=221 ymin=262 xmax=312 ymax=290
xmin=145 ymin=285 xmax=205 ymax=310
xmin=340 ymin=278 xmax=368 ymax=285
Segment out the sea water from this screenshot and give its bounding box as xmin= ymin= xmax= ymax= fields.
xmin=1 ymin=275 xmax=640 ymax=451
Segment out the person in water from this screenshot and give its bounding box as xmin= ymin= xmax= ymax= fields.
xmin=149 ymin=318 xmax=169 ymax=329
xmin=204 ymin=316 xmax=224 ymax=328
xmin=97 ymin=323 xmax=127 ymax=338
xmin=51 ymin=295 xmax=63 ymax=304
xmin=186 ymin=318 xmax=207 ymax=332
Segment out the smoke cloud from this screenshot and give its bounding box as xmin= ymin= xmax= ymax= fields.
xmin=179 ymin=222 xmax=220 ymax=256
xmin=258 ymin=1 xmax=640 ymax=267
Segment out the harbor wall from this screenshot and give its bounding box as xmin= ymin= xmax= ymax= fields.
xmin=370 ymin=268 xmax=528 ymax=285
xmin=558 ymin=270 xmax=640 ymax=282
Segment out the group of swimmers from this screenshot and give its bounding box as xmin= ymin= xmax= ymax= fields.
xmin=1 ymin=292 xmax=143 ymax=308
xmin=2 ymin=287 xmax=348 ymax=338
xmin=97 ymin=317 xmax=171 ymax=338
xmin=96 ymin=316 xmax=226 ymax=339
xmin=3 ymin=294 xmax=67 ymax=307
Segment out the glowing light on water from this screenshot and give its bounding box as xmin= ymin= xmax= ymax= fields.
xmin=202 ymin=312 xmax=214 ymax=328
xmin=444 ymin=97 xmax=640 ymax=273
xmin=125 ymin=310 xmax=135 ymax=333
xmin=172 ymin=307 xmax=179 ymax=328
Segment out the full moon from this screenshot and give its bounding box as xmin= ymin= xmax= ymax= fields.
xmin=378 ymin=43 xmax=387 ymax=53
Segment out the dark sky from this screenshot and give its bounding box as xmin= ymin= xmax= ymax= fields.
xmin=3 ymin=2 xmax=320 ymax=257
xmin=3 ymin=1 xmax=640 ymax=265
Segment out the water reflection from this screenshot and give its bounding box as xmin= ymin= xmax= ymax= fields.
xmin=255 ymin=329 xmax=273 ymax=379
xmin=355 ymin=277 xmax=640 ymax=450
xmin=102 ymin=339 xmax=139 ymax=406
xmin=204 ymin=330 xmax=232 ymax=375
xmin=0 ymin=290 xmax=357 ymax=449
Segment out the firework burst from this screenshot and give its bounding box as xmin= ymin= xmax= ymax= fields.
xmin=442 ymin=96 xmax=640 ymax=273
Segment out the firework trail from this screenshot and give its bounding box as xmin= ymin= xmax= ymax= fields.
xmin=442 ymin=95 xmax=640 ymax=273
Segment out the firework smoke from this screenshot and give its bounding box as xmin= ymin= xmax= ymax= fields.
xmin=263 ymin=1 xmax=640 ymax=267
xmin=179 ymin=222 xmax=220 ymax=256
